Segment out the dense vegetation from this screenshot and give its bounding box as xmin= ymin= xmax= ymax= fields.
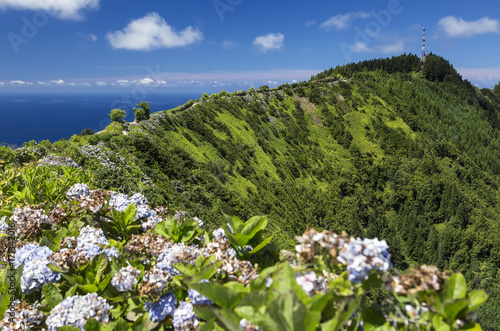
xmin=1 ymin=53 xmax=500 ymax=329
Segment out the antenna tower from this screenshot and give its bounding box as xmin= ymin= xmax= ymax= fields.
xmin=420 ymin=27 xmax=426 ymax=69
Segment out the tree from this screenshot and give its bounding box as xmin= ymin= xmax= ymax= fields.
xmin=79 ymin=128 xmax=94 ymax=136
xmin=109 ymin=109 xmax=126 ymax=123
xmin=133 ymin=101 xmax=151 ymax=122
xmin=494 ymin=83 xmax=500 ymax=96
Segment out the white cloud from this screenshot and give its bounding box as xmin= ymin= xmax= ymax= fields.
xmin=139 ymin=78 xmax=154 ymax=85
xmin=10 ymin=80 xmax=27 ymax=85
xmin=0 ymin=0 xmax=99 ymax=20
xmin=320 ymin=12 xmax=371 ymax=30
xmin=95 ymin=81 xmax=107 ymax=86
xmin=291 ymin=79 xmax=298 ymax=83
xmin=117 ymin=79 xmax=129 ymax=86
xmin=439 ymin=16 xmax=500 ymax=38
xmin=67 ymin=82 xmax=77 ymax=86
xmin=37 ymin=81 xmax=47 ymax=85
xmin=253 ymin=33 xmax=284 ymax=52
xmin=0 ymin=82 xmax=5 ymax=86
xmin=107 ymin=12 xmax=203 ymax=51
xmin=50 ymin=79 xmax=65 ymax=85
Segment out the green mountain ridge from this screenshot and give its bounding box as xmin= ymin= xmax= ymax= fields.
xmin=2 ymin=53 xmax=500 ymax=328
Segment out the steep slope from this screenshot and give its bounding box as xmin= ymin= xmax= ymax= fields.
xmin=3 ymin=54 xmax=500 ymax=328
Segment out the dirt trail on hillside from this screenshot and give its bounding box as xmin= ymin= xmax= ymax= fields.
xmin=293 ymin=94 xmax=323 ymax=126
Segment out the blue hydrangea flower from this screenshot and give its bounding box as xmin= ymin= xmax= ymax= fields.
xmin=76 ymin=225 xmax=110 ymax=260
xmin=338 ymin=238 xmax=392 ymax=284
xmin=130 ymin=193 xmax=148 ymax=206
xmin=135 ymin=205 xmax=156 ymax=220
xmin=104 ymin=247 xmax=120 ymax=260
xmin=145 ymin=292 xmax=176 ymax=322
xmin=173 ymin=301 xmax=198 ymax=330
xmin=20 ymin=258 xmax=61 ymax=293
xmin=213 ymin=228 xmax=226 ymax=239
xmin=109 ymin=193 xmax=132 ymax=212
xmin=193 ymin=217 xmax=203 ymax=228
xmin=188 ymin=279 xmax=212 ymax=305
xmin=15 ymin=243 xmax=53 ymax=269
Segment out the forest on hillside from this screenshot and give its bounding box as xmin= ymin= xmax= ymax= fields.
xmin=1 ymin=54 xmax=500 ymax=329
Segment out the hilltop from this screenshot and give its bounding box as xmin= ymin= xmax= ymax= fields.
xmin=2 ymin=53 xmax=500 ymax=329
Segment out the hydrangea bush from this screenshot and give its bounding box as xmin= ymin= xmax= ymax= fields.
xmin=0 ymin=179 xmax=489 ymax=330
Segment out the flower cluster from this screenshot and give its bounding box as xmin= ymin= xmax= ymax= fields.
xmin=338 ymin=237 xmax=392 ymax=283
xmin=390 ymin=265 xmax=451 ymax=296
xmin=144 ymin=292 xmax=176 ymax=322
xmin=14 ymin=242 xmax=52 ymax=269
xmin=76 ymin=225 xmax=119 ymax=262
xmin=38 ymin=155 xmax=78 ymax=168
xmin=188 ymin=279 xmax=212 ymax=305
xmin=139 ymin=267 xmax=172 ymax=300
xmin=108 ymin=192 xmax=163 ymax=230
xmin=157 ymin=243 xmax=201 ymax=275
xmin=112 ymin=265 xmax=141 ymax=292
xmin=172 ymin=301 xmax=198 ymax=331
xmin=20 ymin=258 xmax=61 ymax=293
xmin=11 ymin=206 xmax=51 ymax=239
xmin=240 ymin=318 xmax=262 ymax=331
xmin=79 ymin=144 xmax=131 ymax=171
xmin=0 ymin=300 xmax=46 ymax=331
xmin=295 ymin=228 xmax=392 ymax=283
xmin=46 ymin=293 xmax=111 ymax=331
xmin=124 ymin=233 xmax=172 ymax=256
xmin=66 ymin=183 xmax=90 ymax=200
xmin=294 ymin=270 xmax=330 ymax=296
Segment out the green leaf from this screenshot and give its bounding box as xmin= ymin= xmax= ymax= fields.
xmin=444 ymin=300 xmax=468 ymax=321
xmin=0 ymin=293 xmax=10 ymax=320
xmin=241 ymin=216 xmax=267 ymax=238
xmin=444 ymin=273 xmax=467 ymax=300
xmin=458 ymin=323 xmax=482 ymax=330
xmin=249 ymin=235 xmax=273 ymax=254
xmin=267 ymin=291 xmax=319 ymax=331
xmin=432 ymin=314 xmax=451 ymax=331
xmin=58 ymin=327 xmax=82 ymax=331
xmin=467 ymin=290 xmax=488 ymax=311
xmin=190 ymin=281 xmax=246 ymax=310
xmin=224 ymin=214 xmax=244 ymax=233
xmin=212 ymin=307 xmax=243 ymax=331
xmin=361 ymin=307 xmax=389 ymax=331
xmin=42 ymin=283 xmax=63 ymax=309
xmin=78 ymin=284 xmax=98 ymax=293
xmin=112 ymin=318 xmax=130 ymax=331
xmin=85 ymin=318 xmax=102 ymax=331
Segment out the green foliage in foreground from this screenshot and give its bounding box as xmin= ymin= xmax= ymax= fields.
xmin=0 ymin=166 xmax=489 ymax=330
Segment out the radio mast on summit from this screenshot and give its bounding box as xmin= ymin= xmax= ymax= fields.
xmin=420 ymin=27 xmax=426 ymax=69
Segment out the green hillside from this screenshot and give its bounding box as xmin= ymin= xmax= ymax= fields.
xmin=2 ymin=53 xmax=500 ymax=329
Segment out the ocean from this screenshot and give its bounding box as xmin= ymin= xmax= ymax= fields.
xmin=0 ymin=93 xmax=201 ymax=148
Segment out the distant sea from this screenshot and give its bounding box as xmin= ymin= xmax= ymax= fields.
xmin=0 ymin=93 xmax=201 ymax=148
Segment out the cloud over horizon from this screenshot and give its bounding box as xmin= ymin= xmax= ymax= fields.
xmin=0 ymin=0 xmax=99 ymax=20
xmin=106 ymin=12 xmax=203 ymax=51
xmin=253 ymin=33 xmax=285 ymax=52
xmin=439 ymin=16 xmax=500 ymax=38
xmin=320 ymin=11 xmax=371 ymax=30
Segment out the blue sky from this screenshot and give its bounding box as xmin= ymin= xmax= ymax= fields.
xmin=0 ymin=0 xmax=499 ymax=93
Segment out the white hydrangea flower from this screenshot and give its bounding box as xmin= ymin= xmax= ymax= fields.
xmin=20 ymin=258 xmax=61 ymax=293
xmin=172 ymin=301 xmax=198 ymax=330
xmin=112 ymin=266 xmax=141 ymax=292
xmin=15 ymin=242 xmax=53 ymax=269
xmin=66 ymin=183 xmax=90 ymax=200
xmin=46 ymin=293 xmax=111 ymax=331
